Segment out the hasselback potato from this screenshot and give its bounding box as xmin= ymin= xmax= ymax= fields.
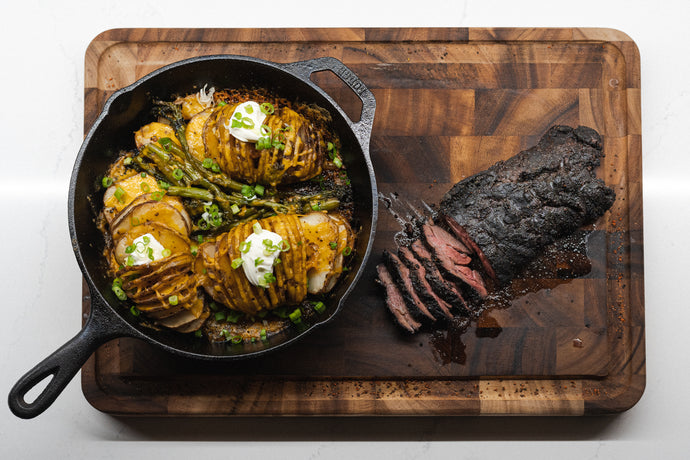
xmin=196 ymin=212 xmax=354 ymax=316
xmin=202 ymin=103 xmax=325 ymax=186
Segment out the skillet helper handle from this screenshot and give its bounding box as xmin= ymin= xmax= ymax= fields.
xmin=282 ymin=57 xmax=376 ymax=149
xmin=8 ymin=298 xmax=130 ymax=419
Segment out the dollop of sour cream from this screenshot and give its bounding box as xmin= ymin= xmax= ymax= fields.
xmin=129 ymin=233 xmax=168 ymax=265
xmin=227 ymin=101 xmax=267 ymax=142
xmin=240 ymin=226 xmax=284 ymax=287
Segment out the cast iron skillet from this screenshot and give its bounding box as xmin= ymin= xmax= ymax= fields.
xmin=8 ymin=55 xmax=377 ymax=419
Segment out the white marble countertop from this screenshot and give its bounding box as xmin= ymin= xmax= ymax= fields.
xmin=2 ymin=0 xmax=689 ymax=458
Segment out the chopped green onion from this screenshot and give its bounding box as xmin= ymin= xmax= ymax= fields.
xmin=231 ymin=258 xmax=243 ymax=269
xmin=278 ymin=240 xmax=290 ymax=252
xmin=197 ymin=235 xmax=204 ymax=243
xmin=114 ymin=186 xmax=125 ymax=203
xmin=245 ymin=104 xmax=254 ymax=114
xmin=343 ymin=246 xmax=352 ymax=256
xmin=211 ymin=162 xmax=221 ymax=173
xmin=288 ymin=308 xmax=302 ymax=324
xmin=161 ymin=248 xmax=172 ymax=258
xmin=217 ymin=101 xmax=227 ymax=107
xmin=311 ymin=202 xmax=321 ymax=211
xmin=313 ymin=301 xmax=326 ymax=314
xmin=159 ymin=137 xmax=173 ymax=150
xmin=221 ymin=329 xmax=231 ymax=338
xmin=263 ymin=272 xmax=276 ymax=286
xmin=130 ymin=305 xmax=140 ymax=317
xmin=112 ymin=282 xmax=127 ymax=301
xmin=125 ymin=244 xmax=136 ymax=254
xmin=209 ymin=301 xmax=218 ymax=311
xmin=256 ymin=136 xmax=271 ymax=150
xmin=254 ymin=257 xmax=264 ymax=267
xmin=241 ymin=117 xmax=255 ymax=129
xmin=327 ymin=142 xmax=334 ymax=151
xmin=230 ymin=204 xmax=240 ymax=214
xmin=272 ymin=139 xmax=285 ymax=150
xmin=102 ymin=176 xmax=113 ymax=187
xmin=168 ymin=295 xmax=179 ymax=306
xmin=329 ymin=241 xmax=337 ymax=250
xmin=253 ymin=222 xmax=262 ymax=234
xmin=215 ymin=311 xmax=226 ymax=322
xmin=254 ymin=184 xmax=265 ymax=196
xmin=226 ymin=310 xmax=243 ymax=323
xmin=241 ymin=184 xmax=255 ymax=198
xmin=190 ymin=244 xmax=198 ymax=256
xmin=143 ymin=235 xmax=150 ymax=244
xmin=260 ymin=328 xmax=268 ymax=341
xmin=239 ymin=241 xmax=251 ymax=253
xmin=151 ymin=191 xmax=165 ymax=201
xmin=202 ymin=158 xmax=214 ymax=169
xmin=123 ymin=157 xmax=133 ymax=165
xmin=260 ymin=102 xmax=274 ymax=114
xmin=260 ymin=125 xmax=272 ymax=136
xmin=273 ymin=257 xmax=281 ymax=265
xmin=333 ymin=157 xmax=343 ymax=168
xmin=231 ymin=335 xmax=243 ymax=344
xmin=210 ymin=214 xmax=222 ymax=227
xmin=140 ymin=172 xmax=147 ymax=178
xmin=159 ymin=180 xmax=170 ymax=190
xmin=172 ymin=168 xmax=184 ymax=180
xmin=126 ymin=255 xmax=134 ymax=266
xmin=194 ymin=330 xmax=203 ymax=338
xmin=147 ymin=247 xmax=154 ymax=261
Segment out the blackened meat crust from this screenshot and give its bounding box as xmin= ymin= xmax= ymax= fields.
xmin=440 ymin=125 xmax=616 ymax=284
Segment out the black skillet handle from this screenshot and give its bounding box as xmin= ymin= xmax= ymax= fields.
xmin=281 ymin=57 xmax=376 ymax=150
xmin=8 ymin=296 xmax=133 ymax=419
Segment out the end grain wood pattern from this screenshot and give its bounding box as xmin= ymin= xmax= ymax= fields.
xmin=81 ymin=28 xmax=644 ymax=415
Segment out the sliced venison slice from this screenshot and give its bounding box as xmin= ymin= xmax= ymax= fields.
xmin=439 ymin=213 xmax=497 ymax=281
xmin=419 ymin=222 xmax=489 ymax=298
xmin=382 ymin=250 xmax=436 ymax=323
xmin=410 ymin=239 xmax=470 ymax=315
xmin=375 ymin=264 xmax=422 ymax=333
xmin=420 ymin=221 xmax=472 ymax=265
xmin=398 ymin=246 xmax=454 ymax=319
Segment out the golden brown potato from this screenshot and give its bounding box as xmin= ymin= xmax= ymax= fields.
xmin=134 ymin=122 xmax=180 ymax=150
xmin=103 ymin=174 xmax=163 ymax=215
xmin=185 ymin=108 xmax=213 ymax=162
xmin=110 ymin=194 xmax=191 ymax=242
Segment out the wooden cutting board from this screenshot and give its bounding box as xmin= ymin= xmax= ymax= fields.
xmin=81 ymin=27 xmax=644 ymax=415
